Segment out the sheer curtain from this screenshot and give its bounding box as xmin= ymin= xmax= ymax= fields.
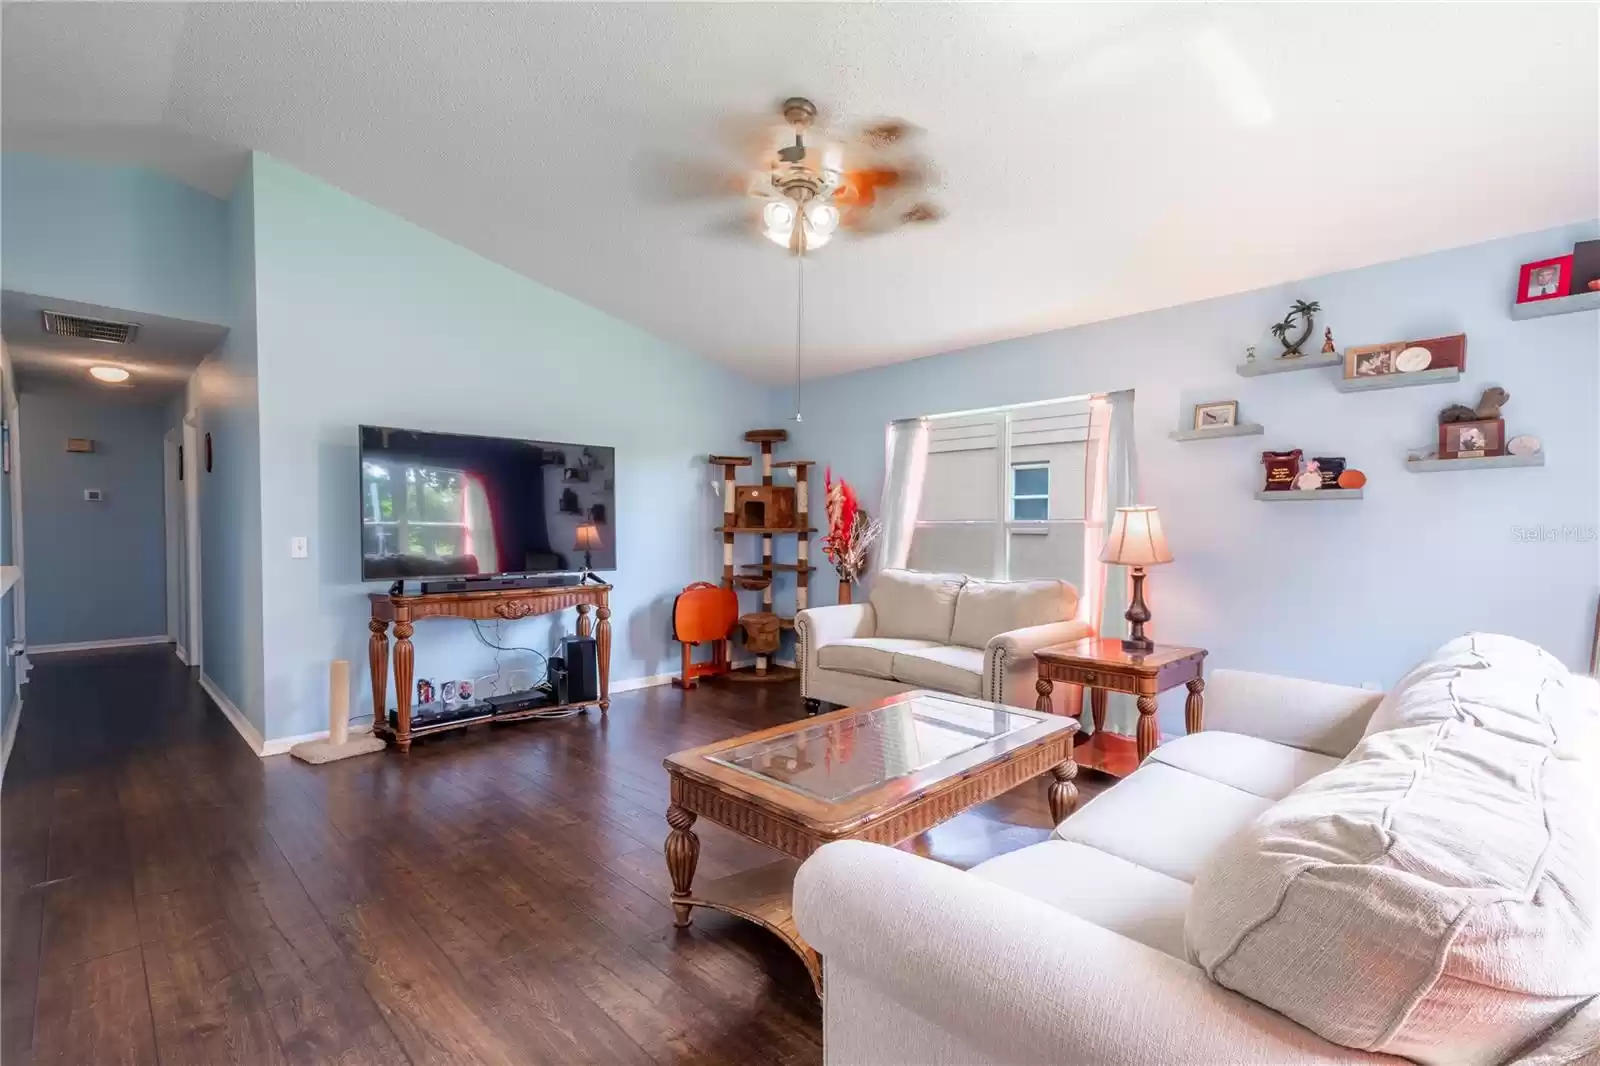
xmin=878 ymin=417 xmax=930 ymax=571
xmin=1081 ymin=389 xmax=1139 ymax=734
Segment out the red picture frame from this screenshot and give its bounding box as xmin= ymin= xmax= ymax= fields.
xmin=1517 ymin=255 xmax=1572 ymax=304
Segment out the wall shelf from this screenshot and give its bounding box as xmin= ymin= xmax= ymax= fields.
xmin=1510 ymin=291 xmax=1600 ymax=321
xmin=1405 ymin=452 xmax=1545 ymax=473
xmin=1254 ymin=489 xmax=1363 ymax=502
xmin=1334 ymin=367 xmax=1461 ymax=393
xmin=1236 ymin=352 xmax=1341 ymax=377
xmin=1169 ymin=422 xmax=1265 ymax=441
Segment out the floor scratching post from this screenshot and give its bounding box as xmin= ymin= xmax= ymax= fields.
xmin=290 ymin=659 xmax=385 ymax=764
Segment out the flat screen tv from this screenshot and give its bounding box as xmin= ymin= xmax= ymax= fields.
xmin=359 ymin=425 xmax=616 ymax=581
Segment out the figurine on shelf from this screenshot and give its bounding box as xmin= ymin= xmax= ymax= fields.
xmin=1321 ymin=327 xmax=1336 ymax=354
xmin=1269 ymin=300 xmax=1321 ymax=358
xmin=1294 ymin=460 xmax=1323 ymax=492
xmin=1245 ymin=345 xmax=1257 ymax=364
xmin=1439 ymin=386 xmax=1510 ymax=423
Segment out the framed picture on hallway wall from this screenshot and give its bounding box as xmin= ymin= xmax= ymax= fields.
xmin=1192 ymin=401 xmax=1238 ymax=429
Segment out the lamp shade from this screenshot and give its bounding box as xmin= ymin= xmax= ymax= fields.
xmin=573 ymin=523 xmax=603 ymax=551
xmin=1099 ymin=506 xmax=1173 ymax=566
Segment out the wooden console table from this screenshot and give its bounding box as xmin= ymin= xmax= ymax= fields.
xmin=368 ymin=583 xmax=611 ymax=752
xmin=1033 ymin=638 xmax=1206 ymax=778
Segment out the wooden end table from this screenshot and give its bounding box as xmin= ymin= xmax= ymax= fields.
xmin=1033 ymin=638 xmax=1206 ymax=777
xmin=662 ymin=690 xmax=1080 ymax=995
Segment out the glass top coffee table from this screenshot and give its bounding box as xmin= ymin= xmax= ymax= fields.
xmin=662 ymin=690 xmax=1080 ymax=994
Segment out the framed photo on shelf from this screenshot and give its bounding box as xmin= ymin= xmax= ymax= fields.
xmin=1439 ymin=418 xmax=1504 ymax=459
xmin=1516 ymin=256 xmax=1572 ymax=304
xmin=1344 ymin=341 xmax=1419 ymax=379
xmin=1192 ymin=400 xmax=1238 ymax=430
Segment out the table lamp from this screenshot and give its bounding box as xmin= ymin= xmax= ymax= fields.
xmin=574 ymin=522 xmax=603 ymax=579
xmin=1099 ymin=506 xmax=1172 ymax=653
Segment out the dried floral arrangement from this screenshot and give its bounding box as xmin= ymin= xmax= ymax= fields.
xmin=821 ymin=468 xmax=882 ymax=586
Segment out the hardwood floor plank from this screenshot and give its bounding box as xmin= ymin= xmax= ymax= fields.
xmin=32 ymin=946 xmax=158 ymax=1066
xmin=2 ymin=647 xmax=1107 ymax=1066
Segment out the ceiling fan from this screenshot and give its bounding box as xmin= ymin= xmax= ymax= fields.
xmin=694 ymin=96 xmax=945 ymax=255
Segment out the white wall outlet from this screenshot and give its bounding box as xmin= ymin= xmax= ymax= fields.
xmin=291 ymin=536 xmax=309 ymax=559
xmin=84 ymin=488 xmax=103 ymax=502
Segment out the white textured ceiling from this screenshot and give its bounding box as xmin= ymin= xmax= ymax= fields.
xmin=3 ymin=3 xmax=1596 ymax=383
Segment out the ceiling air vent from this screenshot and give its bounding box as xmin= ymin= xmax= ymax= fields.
xmin=41 ymin=311 xmax=138 ymax=344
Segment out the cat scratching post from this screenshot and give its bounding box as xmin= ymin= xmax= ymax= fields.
xmin=290 ymin=659 xmax=385 ymax=764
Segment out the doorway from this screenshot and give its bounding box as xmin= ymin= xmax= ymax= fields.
xmin=182 ymin=413 xmax=202 ymax=670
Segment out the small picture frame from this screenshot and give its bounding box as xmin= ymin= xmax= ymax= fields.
xmin=1345 ymin=342 xmax=1409 ymax=378
xmin=440 ymin=680 xmax=457 ymax=704
xmin=1517 ymin=255 xmax=1572 ymax=304
xmin=1193 ymin=400 xmax=1238 ymax=430
xmin=1439 ymin=418 xmax=1504 ymax=459
xmin=457 ymin=678 xmax=474 ymax=702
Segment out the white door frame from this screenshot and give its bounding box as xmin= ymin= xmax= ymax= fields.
xmin=182 ymin=413 xmax=202 ymax=671
xmin=163 ymin=429 xmax=183 ymax=656
xmin=7 ymin=377 xmax=23 ymax=649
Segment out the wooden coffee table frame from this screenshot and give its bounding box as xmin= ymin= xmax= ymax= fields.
xmin=662 ymin=691 xmax=1080 ymax=995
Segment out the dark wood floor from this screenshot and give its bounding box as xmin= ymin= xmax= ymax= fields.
xmin=1 ymin=647 xmax=1105 ymax=1065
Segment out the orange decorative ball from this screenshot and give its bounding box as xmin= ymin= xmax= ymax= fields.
xmin=1337 ymin=469 xmax=1367 ymax=489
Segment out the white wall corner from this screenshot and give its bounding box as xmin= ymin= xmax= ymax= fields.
xmin=0 ymin=691 xmax=21 ymax=785
xmin=199 ymin=672 xmax=266 ymax=756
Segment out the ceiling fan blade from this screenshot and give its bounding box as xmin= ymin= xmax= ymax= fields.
xmin=853 ymin=118 xmax=923 ymax=151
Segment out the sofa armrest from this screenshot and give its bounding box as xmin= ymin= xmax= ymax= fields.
xmin=1204 ymin=668 xmax=1382 ymax=757
xmin=795 ymin=841 xmax=1397 ymax=1066
xmin=984 ymin=619 xmax=1094 ymax=707
xmin=795 ymin=604 xmax=877 ymax=701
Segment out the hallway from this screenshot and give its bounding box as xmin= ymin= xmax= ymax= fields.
xmin=0 ymin=647 xmax=829 ymax=1065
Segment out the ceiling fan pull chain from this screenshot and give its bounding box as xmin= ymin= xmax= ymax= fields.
xmin=794 ymin=253 xmax=805 ymax=423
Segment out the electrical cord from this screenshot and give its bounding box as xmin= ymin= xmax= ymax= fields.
xmin=472 ymin=619 xmax=550 ymax=692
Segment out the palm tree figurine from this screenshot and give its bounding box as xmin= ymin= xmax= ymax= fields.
xmin=1270 ymin=300 xmax=1322 ymax=358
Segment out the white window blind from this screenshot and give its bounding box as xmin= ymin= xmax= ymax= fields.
xmin=908 ymin=398 xmax=1091 ymax=584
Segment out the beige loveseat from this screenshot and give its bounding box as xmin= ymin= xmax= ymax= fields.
xmin=794 ymin=569 xmax=1093 ymax=712
xmin=794 ymin=633 xmax=1600 ymax=1065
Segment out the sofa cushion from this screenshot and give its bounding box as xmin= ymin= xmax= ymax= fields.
xmin=890 ymin=646 xmax=984 ymax=698
xmin=869 ymin=570 xmax=966 ymax=643
xmin=1053 ymin=763 xmax=1273 ymax=884
xmin=970 ymin=840 xmax=1191 ymax=959
xmin=1147 ymin=732 xmax=1340 ymax=801
xmin=1187 ymin=637 xmax=1600 ymax=1066
xmin=1364 ymin=631 xmax=1599 ymax=754
xmin=817 ymin=637 xmax=940 ymax=681
xmin=949 ymin=578 xmax=1078 ymax=650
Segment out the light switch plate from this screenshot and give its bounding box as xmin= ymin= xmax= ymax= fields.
xmin=291 ymin=536 xmax=309 ymax=559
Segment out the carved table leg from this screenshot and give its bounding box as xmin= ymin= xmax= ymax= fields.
xmin=1136 ymin=693 xmax=1159 ymax=763
xmin=596 ymin=604 xmax=611 ymax=714
xmin=665 ymin=804 xmax=700 ymax=928
xmin=1034 ymin=676 xmax=1054 ymax=715
xmin=1186 ymin=677 xmax=1206 ymax=735
xmin=393 ymin=620 xmax=415 ymax=754
xmin=369 ymin=619 xmax=389 ymax=735
xmin=576 ymin=603 xmax=592 ymax=639
xmin=1090 ymin=688 xmax=1107 ymax=734
xmin=1048 ymin=760 xmax=1079 ymax=823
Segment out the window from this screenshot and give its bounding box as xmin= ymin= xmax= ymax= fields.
xmin=1011 ymin=463 xmax=1049 ymax=521
xmin=907 ymin=397 xmax=1090 ymax=583
xmin=362 ymin=461 xmax=470 ymax=560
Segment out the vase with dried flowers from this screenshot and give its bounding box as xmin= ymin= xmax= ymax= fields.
xmin=822 ymin=468 xmax=881 ymax=605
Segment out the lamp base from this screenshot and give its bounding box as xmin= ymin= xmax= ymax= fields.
xmin=1123 ymin=565 xmax=1154 ymax=654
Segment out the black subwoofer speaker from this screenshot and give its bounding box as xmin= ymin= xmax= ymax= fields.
xmin=561 ymin=636 xmax=599 ymax=703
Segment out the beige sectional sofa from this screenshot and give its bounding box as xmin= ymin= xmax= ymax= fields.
xmin=794 ymin=569 xmax=1093 ymax=712
xmin=794 ymin=633 xmax=1600 ymax=1065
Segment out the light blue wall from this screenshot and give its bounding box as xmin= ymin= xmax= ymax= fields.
xmin=194 ymin=164 xmax=266 ymax=734
xmin=0 ymin=153 xmax=230 ymax=325
xmin=783 ymin=224 xmax=1600 ymax=726
xmin=248 ymin=155 xmax=765 ymax=739
xmin=18 ymin=390 xmax=168 ymax=646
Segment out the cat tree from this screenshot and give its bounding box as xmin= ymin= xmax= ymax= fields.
xmin=708 ymin=428 xmax=814 ymax=682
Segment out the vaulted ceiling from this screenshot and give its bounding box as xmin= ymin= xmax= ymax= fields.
xmin=4 ymin=3 xmax=1595 ymax=383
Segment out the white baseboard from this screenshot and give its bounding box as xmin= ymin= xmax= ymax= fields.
xmin=174 ymin=644 xmax=189 ymax=665
xmin=0 ymin=691 xmax=21 ymax=785
xmin=261 ymin=728 xmax=331 ymax=757
xmin=199 ymin=673 xmax=267 ymax=756
xmin=611 ymin=672 xmax=674 ymax=694
xmin=29 ymin=635 xmax=172 ymax=655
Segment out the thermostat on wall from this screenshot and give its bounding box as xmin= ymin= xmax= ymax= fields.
xmin=84 ymin=489 xmax=103 ymax=502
